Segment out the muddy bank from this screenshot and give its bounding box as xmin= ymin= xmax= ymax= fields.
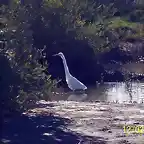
xmin=24 ymin=100 xmax=144 ymax=144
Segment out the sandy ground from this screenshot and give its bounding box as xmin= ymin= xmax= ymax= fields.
xmin=23 ymin=100 xmax=144 ymax=144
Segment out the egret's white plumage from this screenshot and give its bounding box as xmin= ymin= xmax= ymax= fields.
xmin=53 ymin=52 xmax=87 ymax=91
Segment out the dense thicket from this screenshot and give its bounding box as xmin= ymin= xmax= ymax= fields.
xmin=0 ymin=1 xmax=56 ymax=112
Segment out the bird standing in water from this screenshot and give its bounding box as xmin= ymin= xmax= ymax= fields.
xmin=53 ymin=52 xmax=87 ymax=91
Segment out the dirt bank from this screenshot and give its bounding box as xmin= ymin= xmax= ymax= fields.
xmin=24 ymin=101 xmax=144 ymax=144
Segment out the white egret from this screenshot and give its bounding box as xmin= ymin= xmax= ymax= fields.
xmin=53 ymin=52 xmax=87 ymax=91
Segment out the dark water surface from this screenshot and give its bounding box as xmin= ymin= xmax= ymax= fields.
xmin=51 ymin=82 xmax=144 ymax=103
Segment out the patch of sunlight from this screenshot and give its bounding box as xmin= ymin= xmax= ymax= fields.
xmin=129 ymin=114 xmax=144 ymax=119
xmin=43 ymin=133 xmax=53 ymax=136
xmin=115 ymin=120 xmax=141 ymax=125
xmin=108 ymin=17 xmax=138 ymax=29
xmin=55 ymin=138 xmax=62 ymax=142
xmin=1 ymin=139 xmax=11 ymax=143
xmin=37 ymin=124 xmax=46 ymax=128
xmin=43 ymin=0 xmax=62 ymax=8
xmin=140 ymin=110 xmax=144 ymax=113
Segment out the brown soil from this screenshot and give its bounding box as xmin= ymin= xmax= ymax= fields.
xmin=24 ymin=100 xmax=144 ymax=144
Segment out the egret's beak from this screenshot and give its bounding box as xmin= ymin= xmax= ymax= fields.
xmin=53 ymin=54 xmax=58 ymax=56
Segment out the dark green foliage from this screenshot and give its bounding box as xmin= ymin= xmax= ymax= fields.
xmin=0 ymin=1 xmax=55 ymax=111
xmin=41 ymin=0 xmax=144 ymax=54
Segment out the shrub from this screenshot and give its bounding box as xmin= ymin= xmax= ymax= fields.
xmin=0 ymin=1 xmax=56 ymax=112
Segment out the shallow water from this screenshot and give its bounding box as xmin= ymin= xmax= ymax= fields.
xmin=51 ymin=82 xmax=144 ymax=103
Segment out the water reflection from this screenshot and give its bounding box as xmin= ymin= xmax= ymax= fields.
xmin=105 ymin=83 xmax=143 ymax=103
xmin=51 ymin=82 xmax=144 ymax=103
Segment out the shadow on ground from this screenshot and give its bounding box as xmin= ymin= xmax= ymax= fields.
xmin=1 ymin=113 xmax=107 ymax=144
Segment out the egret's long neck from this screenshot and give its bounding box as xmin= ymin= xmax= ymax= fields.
xmin=60 ymin=55 xmax=71 ymax=78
